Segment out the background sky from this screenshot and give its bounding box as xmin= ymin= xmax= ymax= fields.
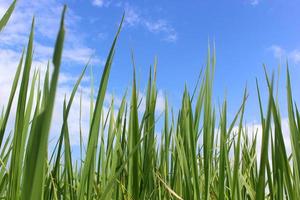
xmin=0 ymin=0 xmax=300 ymax=150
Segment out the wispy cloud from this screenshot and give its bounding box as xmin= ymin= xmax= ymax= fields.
xmin=0 ymin=0 xmax=105 ymax=147
xmin=249 ymin=0 xmax=260 ymax=6
xmin=0 ymin=0 xmax=100 ymax=65
xmin=0 ymin=0 xmax=169 ymax=148
xmin=90 ymin=1 xmax=178 ymax=42
xmin=269 ymin=45 xmax=300 ymax=64
xmin=289 ymin=50 xmax=300 ymax=64
xmin=92 ymin=0 xmax=104 ymax=7
xmin=123 ymin=3 xmax=178 ymax=42
xmin=124 ymin=4 xmax=141 ymax=26
xmin=144 ymin=19 xmax=178 ymax=42
xmin=269 ymin=45 xmax=286 ymax=59
xmin=92 ymin=0 xmax=110 ymax=8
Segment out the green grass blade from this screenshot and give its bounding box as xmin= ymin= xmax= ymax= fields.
xmin=0 ymin=0 xmax=17 ymax=32
xmin=78 ymin=14 xmax=124 ymax=199
xmin=21 ymin=6 xmax=66 ymax=200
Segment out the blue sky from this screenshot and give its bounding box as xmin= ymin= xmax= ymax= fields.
xmin=73 ymin=0 xmax=300 ymax=122
xmin=0 ymin=0 xmax=300 ymax=147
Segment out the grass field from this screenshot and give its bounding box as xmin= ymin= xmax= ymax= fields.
xmin=0 ymin=2 xmax=300 ymax=200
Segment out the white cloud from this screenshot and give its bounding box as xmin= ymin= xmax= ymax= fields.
xmin=59 ymin=73 xmax=90 ymax=85
xmin=138 ymin=89 xmax=165 ymax=114
xmin=269 ymin=45 xmax=300 ymax=64
xmin=289 ymin=50 xmax=300 ymax=64
xmin=164 ymin=33 xmax=178 ymax=42
xmin=89 ymin=1 xmax=178 ymax=42
xmin=250 ymin=0 xmax=260 ymax=6
xmin=123 ymin=3 xmax=178 ymax=42
xmin=92 ymin=0 xmax=111 ymax=8
xmin=0 ymin=0 xmax=106 ymax=147
xmin=49 ymin=83 xmax=108 ymax=146
xmin=0 ymin=46 xmax=110 ymax=147
xmin=205 ymin=118 xmax=291 ymax=166
xmin=63 ymin=47 xmax=102 ymax=65
xmin=0 ymin=0 xmax=101 ymax=65
xmin=92 ymin=0 xmax=105 ymax=7
xmin=0 ymin=0 xmax=168 ymax=150
xmin=269 ymin=45 xmax=285 ymax=59
xmin=144 ymin=20 xmax=170 ymax=33
xmin=156 ymin=90 xmax=166 ymax=113
xmin=124 ymin=4 xmax=141 ymax=26
xmin=230 ymin=119 xmax=292 ymax=160
xmin=144 ymin=20 xmax=178 ymax=42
